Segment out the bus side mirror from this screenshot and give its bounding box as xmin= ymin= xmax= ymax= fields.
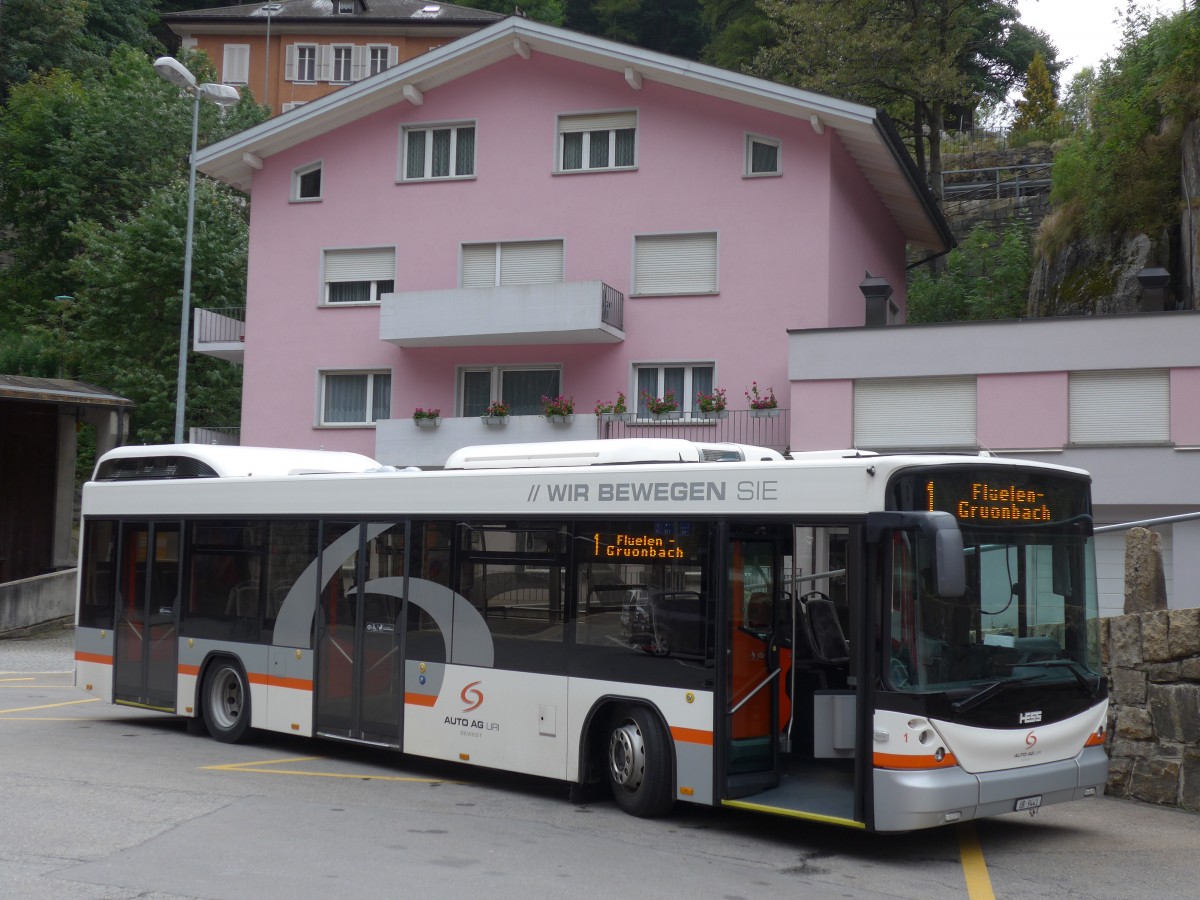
xmin=867 ymin=510 xmax=966 ymax=598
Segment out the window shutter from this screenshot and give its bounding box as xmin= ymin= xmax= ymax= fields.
xmin=854 ymin=377 xmax=977 ymax=449
xmin=284 ymin=44 xmax=297 ymax=81
xmin=324 ymin=248 xmax=395 ymax=282
xmin=462 ymin=244 xmax=498 ymax=287
xmin=387 ymin=45 xmax=399 ymax=66
xmin=351 ymin=46 xmax=366 ymax=81
xmin=223 ymin=45 xmax=250 ymax=84
xmin=634 ymin=233 xmax=717 ymax=295
xmin=1069 ymin=370 xmax=1169 ymax=444
xmin=499 ymin=241 xmax=564 ymax=286
xmin=559 ymin=111 xmax=637 ymax=133
xmin=318 ymin=45 xmax=333 ymax=82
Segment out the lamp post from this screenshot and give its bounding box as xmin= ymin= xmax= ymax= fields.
xmin=153 ymin=56 xmax=241 ymax=444
xmin=262 ymin=3 xmax=283 ymax=109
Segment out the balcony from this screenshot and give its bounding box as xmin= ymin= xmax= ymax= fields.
xmin=193 ymin=307 xmax=245 ymax=363
xmin=380 ymin=281 xmax=624 ymax=347
xmin=375 ymin=408 xmax=789 ymax=469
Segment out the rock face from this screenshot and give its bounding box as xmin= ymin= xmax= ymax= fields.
xmin=1125 ymin=527 xmax=1169 ymax=615
xmin=1028 ymin=232 xmax=1158 ymax=316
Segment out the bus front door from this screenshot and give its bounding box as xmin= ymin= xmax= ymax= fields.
xmin=315 ymin=522 xmax=403 ymax=747
xmin=112 ymin=521 xmax=180 ymax=712
xmin=723 ymin=533 xmax=786 ymax=797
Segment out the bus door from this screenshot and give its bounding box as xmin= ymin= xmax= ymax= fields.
xmin=112 ymin=521 xmax=180 ymax=712
xmin=315 ymin=522 xmax=404 ymax=746
xmin=723 ymin=529 xmax=788 ymax=797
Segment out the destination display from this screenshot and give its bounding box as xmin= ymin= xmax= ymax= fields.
xmin=889 ymin=468 xmax=1090 ymax=526
xmin=587 ymin=521 xmax=701 ymax=561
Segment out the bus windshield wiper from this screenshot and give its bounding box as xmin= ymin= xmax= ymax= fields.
xmin=1013 ymin=659 xmax=1100 ymax=699
xmin=952 ymin=673 xmax=1046 ymax=714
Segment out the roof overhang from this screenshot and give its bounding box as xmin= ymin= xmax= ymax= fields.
xmin=195 ymin=17 xmax=953 ymax=251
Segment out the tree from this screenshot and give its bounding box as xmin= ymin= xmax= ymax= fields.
xmin=752 ymin=0 xmax=1058 ymax=199
xmin=907 ymin=222 xmax=1031 ymax=322
xmin=1011 ymin=50 xmax=1060 ymax=134
xmin=455 ymin=0 xmax=566 ymax=25
xmin=699 ymin=0 xmax=776 ymax=71
xmin=564 ymin=0 xmax=708 ymax=58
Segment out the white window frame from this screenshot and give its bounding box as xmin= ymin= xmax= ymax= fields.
xmin=1069 ymin=369 xmax=1170 ymax=445
xmin=458 ymin=365 xmax=563 ymax=417
xmin=853 ymin=376 xmax=977 ymax=450
xmin=330 ymin=44 xmax=354 ymax=84
xmin=319 ymin=370 xmax=391 ymax=427
xmin=632 ymin=232 xmax=718 ymax=297
xmin=282 ymin=101 xmax=307 ymax=113
xmin=322 ymin=247 xmax=396 ymax=305
xmin=400 ymin=122 xmax=477 ymax=181
xmin=460 ymin=240 xmax=564 ymax=288
xmin=291 ymin=161 xmax=323 ymax=202
xmin=222 ymin=44 xmax=250 ymax=85
xmin=633 ymin=363 xmax=715 ymax=417
xmin=288 ymin=44 xmax=317 ymax=83
xmin=367 ymin=44 xmax=396 ymax=77
xmin=745 ymin=134 xmax=781 ymax=177
xmin=557 ymin=111 xmax=638 ymax=173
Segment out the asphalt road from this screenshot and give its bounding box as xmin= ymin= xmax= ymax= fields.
xmin=2 ymin=624 xmax=1197 ymax=900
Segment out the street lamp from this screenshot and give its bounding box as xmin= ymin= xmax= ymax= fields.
xmin=153 ymin=56 xmax=240 ymax=444
xmin=262 ymin=3 xmax=283 ymax=108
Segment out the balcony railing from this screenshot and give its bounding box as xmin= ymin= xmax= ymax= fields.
xmin=189 ymin=426 xmax=240 ymax=446
xmin=601 ymin=282 xmax=623 ymax=330
xmin=598 ymin=408 xmax=789 ymax=454
xmin=193 ymin=307 xmax=246 ymax=363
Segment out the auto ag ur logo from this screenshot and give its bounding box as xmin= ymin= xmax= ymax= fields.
xmin=1025 ymin=730 xmax=1038 ymax=748
xmin=461 ymin=681 xmax=484 ymax=712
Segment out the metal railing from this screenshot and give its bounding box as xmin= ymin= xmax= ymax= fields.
xmin=189 ymin=426 xmax=240 ymax=445
xmin=601 ymin=283 xmax=624 ymax=330
xmin=194 ymin=306 xmax=246 ymax=343
xmin=940 ymin=163 xmax=1053 ymax=204
xmin=597 ymin=408 xmax=789 ymax=454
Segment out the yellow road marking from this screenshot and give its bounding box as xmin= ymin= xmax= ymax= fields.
xmin=1 ymin=684 xmax=82 ymax=689
xmin=0 ymin=677 xmax=36 ymax=683
xmin=204 ymin=755 xmax=460 ymax=783
xmin=958 ymin=822 xmax=996 ymax=900
xmin=0 ymin=697 xmax=100 ymax=715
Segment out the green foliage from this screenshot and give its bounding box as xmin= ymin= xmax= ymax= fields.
xmin=456 ymin=0 xmax=566 ymax=25
xmin=1045 ymin=5 xmax=1200 ymax=248
xmin=1011 ymin=51 xmax=1060 ymax=132
xmin=66 ymin=179 xmax=251 ymax=443
xmin=699 ymin=0 xmax=773 ymax=70
xmin=907 ymin=223 xmax=1032 ymax=323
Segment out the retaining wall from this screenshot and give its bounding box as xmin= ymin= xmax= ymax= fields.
xmin=0 ymin=569 xmax=76 ymax=635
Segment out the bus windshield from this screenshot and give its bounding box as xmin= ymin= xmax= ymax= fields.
xmin=886 ymin=468 xmax=1102 ymax=694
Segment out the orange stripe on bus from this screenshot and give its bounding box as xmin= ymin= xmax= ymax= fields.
xmin=178 ymin=664 xmax=200 ymax=677
xmin=404 ymin=692 xmax=438 ymax=707
xmin=873 ymin=751 xmax=959 ymax=770
xmin=671 ymin=726 xmax=714 ymax=746
xmin=241 ymin=672 xmax=313 ymax=691
xmin=74 ymin=652 xmax=113 ymax=666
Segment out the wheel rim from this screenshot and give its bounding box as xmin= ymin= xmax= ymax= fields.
xmin=209 ymin=667 xmax=243 ymax=731
xmin=609 ymin=720 xmax=646 ymax=791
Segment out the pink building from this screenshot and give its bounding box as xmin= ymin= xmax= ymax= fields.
xmin=194 ymin=17 xmax=1200 ymax=614
xmin=193 ymin=16 xmax=949 ymax=463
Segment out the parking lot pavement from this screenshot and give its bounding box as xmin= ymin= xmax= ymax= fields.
xmin=0 ymin=621 xmax=74 ymax=674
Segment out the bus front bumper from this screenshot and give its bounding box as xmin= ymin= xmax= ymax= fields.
xmin=872 ymin=746 xmax=1108 ymax=833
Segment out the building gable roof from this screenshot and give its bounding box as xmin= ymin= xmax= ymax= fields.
xmin=194 ymin=16 xmax=952 ymax=251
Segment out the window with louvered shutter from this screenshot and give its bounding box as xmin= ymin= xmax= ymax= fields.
xmin=853 ymin=377 xmax=977 ymax=449
xmin=1069 ymin=370 xmax=1169 ymax=444
xmin=223 ymin=45 xmax=249 ymax=84
xmin=633 ymin=233 xmax=717 ymax=296
xmin=558 ymin=111 xmax=637 ymax=172
xmin=323 ymin=248 xmax=395 ymax=304
xmin=461 ymin=241 xmax=563 ymax=288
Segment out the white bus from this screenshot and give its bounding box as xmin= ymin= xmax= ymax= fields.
xmin=74 ymin=439 xmax=1107 ymax=832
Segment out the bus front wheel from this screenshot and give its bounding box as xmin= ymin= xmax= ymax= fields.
xmin=203 ymin=660 xmax=252 ymax=744
xmin=606 ymin=706 xmax=673 ymax=817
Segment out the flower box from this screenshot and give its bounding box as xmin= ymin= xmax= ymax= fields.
xmin=748 ymin=408 xmax=779 ymax=419
xmin=602 ymin=412 xmax=636 ymax=423
xmin=546 ymin=414 xmax=575 ymax=424
xmin=414 ymin=417 xmax=441 ymax=428
xmin=696 ymin=410 xmax=729 ymax=420
xmin=481 ymin=415 xmax=508 ymax=426
xmin=649 ymin=410 xmax=683 ymax=421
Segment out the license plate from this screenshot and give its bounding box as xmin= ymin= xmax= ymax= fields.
xmin=1015 ymin=795 xmax=1042 ymax=811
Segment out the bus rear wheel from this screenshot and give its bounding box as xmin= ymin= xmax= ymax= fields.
xmin=606 ymin=705 xmax=673 ymax=817
xmin=203 ymin=660 xmax=252 ymax=744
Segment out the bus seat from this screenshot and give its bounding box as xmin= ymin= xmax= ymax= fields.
xmin=803 ymin=593 xmax=849 ymax=665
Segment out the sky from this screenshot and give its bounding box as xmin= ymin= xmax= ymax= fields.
xmin=1017 ymin=0 xmax=1190 ymax=84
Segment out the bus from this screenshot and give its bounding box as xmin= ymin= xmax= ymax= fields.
xmin=74 ymin=438 xmax=1107 ymax=832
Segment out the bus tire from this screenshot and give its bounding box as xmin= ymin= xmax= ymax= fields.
xmin=203 ymin=659 xmax=252 ymax=744
xmin=606 ymin=705 xmax=674 ymax=818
